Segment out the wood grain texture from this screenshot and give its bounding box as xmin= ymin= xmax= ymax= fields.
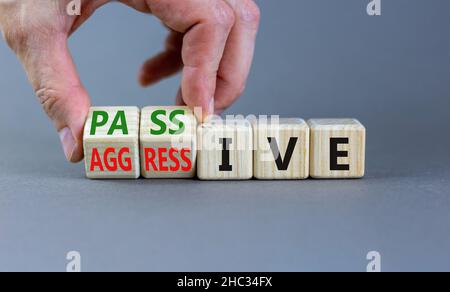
xmin=83 ymin=107 xmax=140 ymax=179
xmin=140 ymin=106 xmax=197 ymax=178
xmin=197 ymin=119 xmax=253 ymax=180
xmin=308 ymin=119 xmax=365 ymax=179
xmin=253 ymin=118 xmax=309 ymax=180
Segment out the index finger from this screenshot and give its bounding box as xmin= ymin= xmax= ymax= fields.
xmin=146 ymin=0 xmax=236 ymax=120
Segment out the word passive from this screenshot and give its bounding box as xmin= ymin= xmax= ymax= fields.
xmin=83 ymin=107 xmax=366 ymax=180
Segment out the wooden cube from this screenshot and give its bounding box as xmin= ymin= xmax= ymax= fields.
xmin=197 ymin=119 xmax=253 ymax=180
xmin=253 ymin=118 xmax=309 ymax=180
xmin=83 ymin=107 xmax=140 ymax=179
xmin=140 ymin=106 xmax=197 ymax=178
xmin=308 ymin=119 xmax=366 ymax=179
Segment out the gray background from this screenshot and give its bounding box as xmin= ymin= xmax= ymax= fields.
xmin=1 ymin=0 xmax=450 ymax=272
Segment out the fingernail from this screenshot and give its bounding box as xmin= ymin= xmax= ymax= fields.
xmin=58 ymin=127 xmax=76 ymax=161
xmin=139 ymin=70 xmax=151 ymax=86
xmin=208 ymin=98 xmax=215 ymax=116
xmin=200 ymin=99 xmax=215 ymax=122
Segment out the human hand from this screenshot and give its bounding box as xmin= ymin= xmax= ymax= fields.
xmin=0 ymin=0 xmax=260 ymax=162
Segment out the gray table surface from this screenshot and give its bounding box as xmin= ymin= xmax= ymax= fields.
xmin=1 ymin=0 xmax=450 ymax=271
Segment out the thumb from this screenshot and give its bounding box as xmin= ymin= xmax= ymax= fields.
xmin=20 ymin=36 xmax=90 ymax=163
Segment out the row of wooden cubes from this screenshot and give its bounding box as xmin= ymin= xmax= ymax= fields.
xmin=83 ymin=107 xmax=366 ymax=180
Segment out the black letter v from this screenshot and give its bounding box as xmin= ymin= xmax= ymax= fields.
xmin=268 ymin=137 xmax=298 ymax=171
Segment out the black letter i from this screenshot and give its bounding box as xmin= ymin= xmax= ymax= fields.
xmin=219 ymin=138 xmax=233 ymax=171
